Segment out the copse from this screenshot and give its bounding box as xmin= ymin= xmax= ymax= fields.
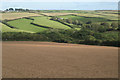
xmin=101 ymin=22 xmax=110 ymax=28
xmin=50 ymin=16 xmax=58 ymax=21
xmin=5 ymin=8 xmax=30 ymax=12
xmin=111 ymin=22 xmax=118 ymax=30
xmin=74 ymin=20 xmax=79 ymax=25
xmin=91 ymin=23 xmax=101 ymax=32
xmin=9 ymin=8 xmax=14 ymax=11
xmin=86 ymin=21 xmax=92 ymax=24
xmin=98 ymin=26 xmax=106 ymax=32
xmin=67 ymin=18 xmax=73 ymax=24
xmin=78 ymin=21 xmax=83 ymax=26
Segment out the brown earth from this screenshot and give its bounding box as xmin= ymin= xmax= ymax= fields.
xmin=2 ymin=41 xmax=118 ymax=78
xmin=42 ymin=13 xmax=78 ymax=16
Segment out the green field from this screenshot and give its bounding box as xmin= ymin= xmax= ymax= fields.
xmin=7 ymin=18 xmax=48 ymax=33
xmin=76 ymin=11 xmax=118 ymax=20
xmin=1 ymin=11 xmax=118 ymax=33
xmin=31 ymin=16 xmax=71 ymax=29
xmin=3 ymin=11 xmax=117 ymax=33
xmin=57 ymin=15 xmax=109 ymax=23
xmin=1 ymin=10 xmax=119 ymax=47
xmin=0 ymin=23 xmax=33 ymax=33
xmin=41 ymin=10 xmax=118 ymax=20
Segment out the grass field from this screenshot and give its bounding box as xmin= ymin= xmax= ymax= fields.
xmin=76 ymin=11 xmax=118 ymax=20
xmin=1 ymin=11 xmax=118 ymax=33
xmin=57 ymin=15 xmax=109 ymax=23
xmin=0 ymin=23 xmax=32 ymax=33
xmin=41 ymin=10 xmax=118 ymax=20
xmin=7 ymin=18 xmax=48 ymax=33
xmin=0 ymin=12 xmax=41 ymax=20
xmin=32 ymin=16 xmax=71 ymax=29
xmin=1 ymin=10 xmax=118 ymax=37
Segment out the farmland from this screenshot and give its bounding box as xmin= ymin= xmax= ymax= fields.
xmin=1 ymin=10 xmax=119 ymax=47
xmin=31 ymin=16 xmax=71 ymax=29
xmin=1 ymin=10 xmax=119 ymax=78
xmin=1 ymin=23 xmax=23 ymax=32
xmin=3 ymin=41 xmax=118 ymax=78
xmin=57 ymin=15 xmax=109 ymax=23
xmin=76 ymin=11 xmax=118 ymax=20
xmin=41 ymin=13 xmax=78 ymax=16
xmin=42 ymin=10 xmax=118 ymax=20
xmin=7 ymin=18 xmax=48 ymax=33
xmin=0 ymin=12 xmax=41 ymax=20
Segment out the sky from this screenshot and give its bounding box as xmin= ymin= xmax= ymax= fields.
xmin=1 ymin=0 xmax=119 ymax=2
xmin=0 ymin=0 xmax=118 ymax=10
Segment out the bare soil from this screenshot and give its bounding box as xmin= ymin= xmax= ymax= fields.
xmin=42 ymin=13 xmax=78 ymax=16
xmin=2 ymin=41 xmax=118 ymax=78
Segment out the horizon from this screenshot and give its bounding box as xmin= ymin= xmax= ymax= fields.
xmin=1 ymin=2 xmax=118 ymax=10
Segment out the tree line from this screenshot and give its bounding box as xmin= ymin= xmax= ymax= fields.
xmin=5 ymin=8 xmax=30 ymax=12
xmin=2 ymin=28 xmax=119 ymax=47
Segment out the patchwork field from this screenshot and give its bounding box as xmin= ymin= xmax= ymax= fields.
xmin=7 ymin=18 xmax=48 ymax=33
xmin=1 ymin=23 xmax=22 ymax=32
xmin=2 ymin=41 xmax=118 ymax=78
xmin=41 ymin=10 xmax=118 ymax=20
xmin=1 ymin=10 xmax=119 ymax=78
xmin=31 ymin=16 xmax=71 ymax=29
xmin=57 ymin=15 xmax=109 ymax=23
xmin=1 ymin=10 xmax=118 ymax=33
xmin=76 ymin=11 xmax=118 ymax=20
xmin=0 ymin=23 xmax=33 ymax=33
xmin=1 ymin=10 xmax=119 ymax=47
xmin=41 ymin=13 xmax=78 ymax=16
xmin=0 ymin=12 xmax=41 ymax=20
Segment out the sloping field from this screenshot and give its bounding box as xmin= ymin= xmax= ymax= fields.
xmin=76 ymin=12 xmax=118 ymax=20
xmin=57 ymin=15 xmax=108 ymax=23
xmin=7 ymin=19 xmax=48 ymax=33
xmin=0 ymin=23 xmax=33 ymax=33
xmin=41 ymin=13 xmax=78 ymax=16
xmin=0 ymin=12 xmax=41 ymax=20
xmin=3 ymin=41 xmax=118 ymax=78
xmin=32 ymin=16 xmax=71 ymax=29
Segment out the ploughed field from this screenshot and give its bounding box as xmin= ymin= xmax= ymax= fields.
xmin=3 ymin=41 xmax=118 ymax=78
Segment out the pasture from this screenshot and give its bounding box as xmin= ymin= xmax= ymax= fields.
xmin=76 ymin=11 xmax=118 ymax=20
xmin=0 ymin=12 xmax=41 ymax=20
xmin=7 ymin=18 xmax=48 ymax=33
xmin=0 ymin=23 xmax=31 ymax=33
xmin=41 ymin=10 xmax=118 ymax=20
xmin=57 ymin=15 xmax=109 ymax=23
xmin=1 ymin=10 xmax=118 ymax=33
xmin=32 ymin=16 xmax=71 ymax=29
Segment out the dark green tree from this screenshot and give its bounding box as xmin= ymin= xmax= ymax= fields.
xmin=9 ymin=8 xmax=14 ymax=11
xmin=67 ymin=18 xmax=73 ymax=24
xmin=111 ymin=22 xmax=118 ymax=30
xmin=86 ymin=21 xmax=92 ymax=24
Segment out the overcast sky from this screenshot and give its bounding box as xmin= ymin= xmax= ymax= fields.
xmin=1 ymin=0 xmax=119 ymax=2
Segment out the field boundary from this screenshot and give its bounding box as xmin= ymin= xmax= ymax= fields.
xmin=31 ymin=22 xmax=53 ymax=29
xmin=1 ymin=78 xmax=119 ymax=80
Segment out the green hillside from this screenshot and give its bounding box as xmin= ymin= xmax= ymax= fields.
xmin=7 ymin=19 xmax=48 ymax=33
xmin=31 ymin=16 xmax=71 ymax=29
